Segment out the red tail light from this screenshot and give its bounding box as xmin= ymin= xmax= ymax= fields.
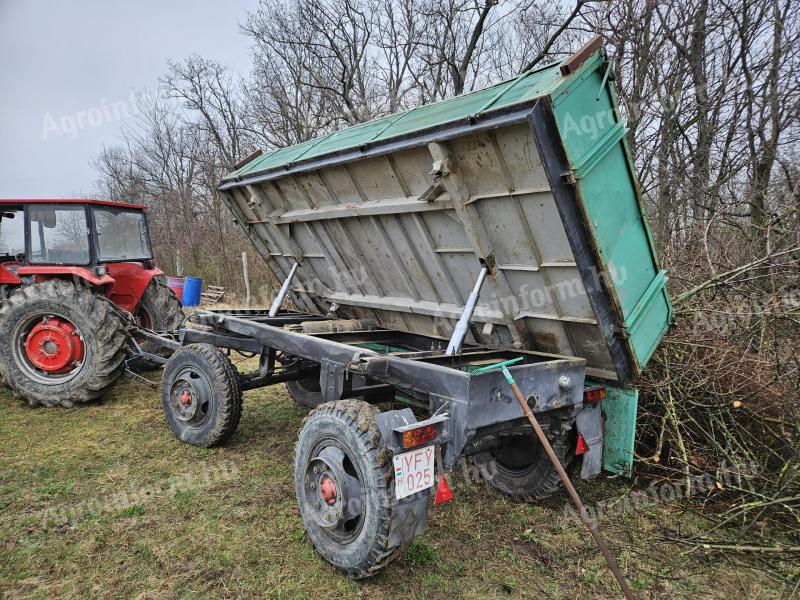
xmin=584 ymin=387 xmax=606 ymax=403
xmin=401 ymin=424 xmax=437 ymax=448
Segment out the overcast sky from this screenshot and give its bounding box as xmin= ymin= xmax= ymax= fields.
xmin=0 ymin=0 xmax=256 ymax=198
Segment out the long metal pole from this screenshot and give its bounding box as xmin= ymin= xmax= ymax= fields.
xmin=446 ymin=266 xmax=488 ymax=355
xmin=269 ymin=262 xmax=299 ymax=317
xmin=501 ymin=365 xmax=636 ymax=600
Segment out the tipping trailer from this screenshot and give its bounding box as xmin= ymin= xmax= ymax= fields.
xmin=160 ymin=39 xmax=672 ymax=578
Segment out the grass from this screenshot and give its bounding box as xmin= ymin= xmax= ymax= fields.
xmin=0 ymin=368 xmax=788 ymax=599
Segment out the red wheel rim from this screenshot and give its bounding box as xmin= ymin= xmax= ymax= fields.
xmin=23 ymin=317 xmax=85 ymax=374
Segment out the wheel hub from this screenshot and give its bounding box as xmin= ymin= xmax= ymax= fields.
xmin=169 ymin=371 xmax=211 ymax=422
xmin=320 ymin=475 xmax=337 ymax=505
xmin=23 ymin=317 xmax=84 ymax=374
xmin=303 ymin=446 xmax=365 ymax=532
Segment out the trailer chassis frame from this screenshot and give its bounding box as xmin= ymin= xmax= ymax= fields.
xmin=176 ymin=308 xmax=597 ymax=472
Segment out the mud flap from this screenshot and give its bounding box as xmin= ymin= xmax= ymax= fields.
xmin=575 ymin=402 xmax=603 ymax=478
xmin=375 ymin=408 xmax=417 ymax=452
xmin=375 ymin=408 xmax=430 ymax=545
xmin=388 ymin=491 xmax=430 ymax=546
xmin=600 ymin=386 xmax=638 ymax=477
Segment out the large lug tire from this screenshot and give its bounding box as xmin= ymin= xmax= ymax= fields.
xmin=132 ymin=278 xmax=183 ymax=367
xmin=0 ymin=286 xmax=19 ymax=389
xmin=472 ymin=431 xmax=575 ymax=502
xmin=0 ymin=280 xmax=128 ymax=407
xmin=285 ymin=375 xmax=324 ymax=409
xmin=294 ymin=400 xmax=427 ymax=578
xmin=161 ymin=344 xmax=243 ymax=447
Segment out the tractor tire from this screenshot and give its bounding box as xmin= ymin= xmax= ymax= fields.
xmin=472 ymin=431 xmax=575 ymax=502
xmin=132 ymin=278 xmax=183 ymax=368
xmin=161 ymin=344 xmax=243 ymax=447
xmin=294 ymin=400 xmax=427 ymax=578
xmin=0 ymin=286 xmax=17 ymax=389
xmin=285 ymin=375 xmax=324 ymax=409
xmin=0 ymin=280 xmax=128 ymax=407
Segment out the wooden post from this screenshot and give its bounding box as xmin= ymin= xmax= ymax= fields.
xmin=242 ymin=251 xmax=252 ymax=307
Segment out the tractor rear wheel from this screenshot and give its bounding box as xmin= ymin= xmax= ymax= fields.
xmin=132 ymin=278 xmax=183 ymax=367
xmin=472 ymin=431 xmax=575 ymax=502
xmin=0 ymin=280 xmax=128 ymax=407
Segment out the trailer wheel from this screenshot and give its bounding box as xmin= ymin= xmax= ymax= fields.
xmin=161 ymin=344 xmax=242 ymax=447
xmin=0 ymin=280 xmax=127 ymax=407
xmin=473 ymin=432 xmax=575 ymax=502
xmin=285 ymin=375 xmax=323 ymax=408
xmin=295 ymin=400 xmax=425 ymax=578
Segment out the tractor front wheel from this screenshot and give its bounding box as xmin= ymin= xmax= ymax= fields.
xmin=0 ymin=280 xmax=128 ymax=407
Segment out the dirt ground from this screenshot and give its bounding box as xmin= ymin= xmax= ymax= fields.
xmin=0 ymin=368 xmax=788 ymax=599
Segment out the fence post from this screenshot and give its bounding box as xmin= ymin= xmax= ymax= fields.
xmin=242 ymin=252 xmax=252 ymax=307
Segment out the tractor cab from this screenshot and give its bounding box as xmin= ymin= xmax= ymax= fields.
xmin=2 ymin=200 xmax=152 ymax=271
xmin=0 ymin=200 xmax=162 ymax=313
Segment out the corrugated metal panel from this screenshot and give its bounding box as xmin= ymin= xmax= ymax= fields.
xmin=219 ymin=48 xmax=673 ymax=383
xmin=223 ymin=65 xmax=563 ymax=182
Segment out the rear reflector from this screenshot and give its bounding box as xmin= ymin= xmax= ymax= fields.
xmin=575 ymin=433 xmax=589 ymax=455
xmin=434 ymin=474 xmax=453 ymax=505
xmin=401 ymin=424 xmax=437 ymax=448
xmin=584 ymin=386 xmax=606 ymax=403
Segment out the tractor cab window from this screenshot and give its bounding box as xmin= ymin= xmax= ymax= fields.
xmin=28 ymin=205 xmax=91 ymax=265
xmin=0 ymin=209 xmax=25 ymax=259
xmin=93 ymin=207 xmax=152 ymax=262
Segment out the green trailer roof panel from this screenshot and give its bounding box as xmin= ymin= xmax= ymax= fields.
xmin=224 ymin=65 xmax=563 ymax=181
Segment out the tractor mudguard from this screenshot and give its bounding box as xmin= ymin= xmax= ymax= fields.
xmin=106 ymin=263 xmax=163 ymax=314
xmin=0 ymin=262 xmax=23 ymax=285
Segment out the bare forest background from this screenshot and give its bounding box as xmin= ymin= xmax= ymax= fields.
xmin=92 ymin=0 xmax=800 ymax=564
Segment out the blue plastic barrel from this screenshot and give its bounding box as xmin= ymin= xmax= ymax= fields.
xmin=182 ymin=276 xmax=203 ymax=307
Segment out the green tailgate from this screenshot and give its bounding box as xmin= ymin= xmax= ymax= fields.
xmin=550 ymin=53 xmax=673 ymax=371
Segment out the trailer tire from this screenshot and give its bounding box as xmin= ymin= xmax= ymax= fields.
xmin=161 ymin=344 xmax=242 ymax=447
xmin=132 ymin=278 xmax=183 ymax=368
xmin=473 ymin=432 xmax=575 ymax=502
xmin=0 ymin=280 xmax=127 ymax=407
xmin=295 ymin=400 xmax=425 ymax=578
xmin=285 ymin=375 xmax=324 ymax=409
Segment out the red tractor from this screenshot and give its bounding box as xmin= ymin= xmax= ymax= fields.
xmin=0 ymin=200 xmax=182 ymax=407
